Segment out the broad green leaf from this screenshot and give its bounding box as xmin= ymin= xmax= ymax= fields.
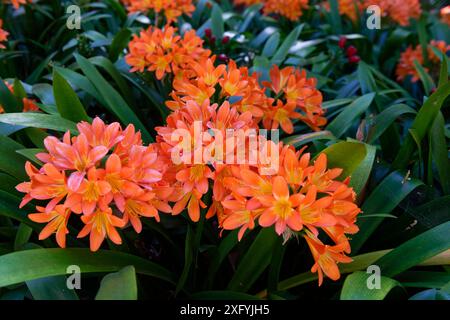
xmin=0 ymin=78 xmax=20 ymax=112
xmin=328 ymin=0 xmax=343 ymax=34
xmin=176 ymin=226 xmax=193 ymax=294
xmin=15 ymin=148 xmax=44 ymax=166
xmin=27 ymin=276 xmax=79 ymax=300
xmin=109 ymin=28 xmax=132 ymax=62
xmin=327 ymin=93 xmax=375 ymax=138
xmin=430 ymin=112 xmax=450 ymax=194
xmin=95 ymin=266 xmax=137 ymax=300
xmin=262 ymin=32 xmax=280 ymax=58
xmin=14 ymin=223 xmax=33 ymax=251
xmin=271 ymin=24 xmax=304 ymax=65
xmin=392 ymin=81 xmax=450 ymax=169
xmin=413 ymin=60 xmax=435 ymax=95
xmin=351 ymin=171 xmax=423 ymax=253
xmin=0 ymin=248 xmax=175 ymax=288
xmin=228 ymin=228 xmax=278 ymax=292
xmin=397 ymin=271 xmax=450 ymax=289
xmin=74 ymin=54 xmax=153 ymax=143
xmin=206 ymin=229 xmax=239 ymax=289
xmin=211 ymin=4 xmax=224 ymax=39
xmin=0 ymin=113 xmax=78 ymax=133
xmin=340 ymin=271 xmax=402 ymax=300
xmin=13 ymin=79 xmax=27 ymax=103
xmin=320 ymin=141 xmax=367 ymax=183
xmin=53 ymin=71 xmax=90 ymax=123
xmin=283 ymin=130 xmax=335 ymax=148
xmin=0 ymin=136 xmax=27 ymax=180
xmin=374 ymin=221 xmax=450 ymax=277
xmin=367 ymin=104 xmax=416 ymax=144
xmin=54 ymin=67 xmax=105 ymax=105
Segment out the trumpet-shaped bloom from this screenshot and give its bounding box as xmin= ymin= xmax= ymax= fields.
xmin=78 ymin=208 xmax=126 ymax=251
xmin=28 ymin=205 xmax=71 ymax=248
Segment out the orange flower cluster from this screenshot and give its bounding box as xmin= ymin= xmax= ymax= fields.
xmin=322 ymin=0 xmax=362 ymax=23
xmin=441 ymin=6 xmax=450 ymax=26
xmin=17 ymin=117 xmax=172 ymax=251
xmin=233 ymin=0 xmax=308 ymax=21
xmin=263 ymin=0 xmax=309 ymax=21
xmin=363 ymin=0 xmax=421 ymax=26
xmin=121 ymin=0 xmax=195 ymax=24
xmin=167 ymin=58 xmax=326 ymax=133
xmin=0 ymin=19 xmax=8 ymax=49
xmin=396 ymin=40 xmax=450 ymax=82
xmin=125 ymin=26 xmax=211 ymax=80
xmin=0 ymin=81 xmax=39 ymax=113
xmin=152 ymin=96 xmax=359 ymax=285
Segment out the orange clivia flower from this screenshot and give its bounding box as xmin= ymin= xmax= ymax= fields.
xmin=322 ymin=0 xmax=362 ymax=23
xmin=78 ymin=207 xmax=126 ymax=252
xmin=17 ymin=117 xmax=171 ymax=251
xmin=396 ymin=40 xmax=449 ymax=82
xmin=304 ymin=232 xmax=353 ymax=286
xmin=263 ymin=0 xmax=309 ymax=21
xmin=122 ymin=0 xmax=195 ymax=24
xmin=29 ymin=205 xmax=71 ymax=248
xmin=0 ymin=19 xmax=8 ymax=49
xmin=363 ymin=0 xmax=421 ymax=26
xmin=126 ymin=26 xmax=211 ymax=80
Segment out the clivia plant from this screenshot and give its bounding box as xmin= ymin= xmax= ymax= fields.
xmin=0 ymin=0 xmax=448 ymax=302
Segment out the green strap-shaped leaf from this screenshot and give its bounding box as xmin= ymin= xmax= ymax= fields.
xmin=374 ymin=221 xmax=450 ymax=277
xmin=262 ymin=32 xmax=280 ymax=58
xmin=392 ymin=81 xmax=450 ymax=169
xmin=350 ymin=171 xmax=423 ymax=253
xmin=326 ymin=93 xmax=375 ymax=138
xmin=283 ymin=130 xmax=336 ymax=148
xmin=320 ymin=141 xmax=367 ymax=187
xmin=340 ymin=271 xmax=402 ymax=300
xmin=211 ymin=4 xmax=224 ymax=39
xmin=271 ymin=24 xmax=304 ymax=65
xmin=0 ymin=136 xmax=27 ymax=180
xmin=0 ymin=113 xmax=78 ymax=133
xmin=95 ymin=266 xmax=137 ymax=300
xmin=413 ymin=59 xmax=435 ymax=95
xmin=176 ymin=225 xmax=194 ymax=294
xmin=0 ymin=77 xmax=20 ymax=112
xmin=27 ymin=276 xmax=79 ymax=300
xmin=367 ymin=104 xmax=416 ymax=144
xmin=228 ymin=228 xmax=278 ymax=292
xmin=74 ymin=54 xmax=153 ymax=143
xmin=53 ymin=71 xmax=90 ymax=123
xmin=430 ymin=112 xmax=450 ymax=194
xmin=0 ymin=248 xmax=175 ymax=288
xmin=109 ymin=28 xmax=132 ymax=62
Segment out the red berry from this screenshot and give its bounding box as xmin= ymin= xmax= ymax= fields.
xmin=222 ymin=36 xmax=230 ymax=44
xmin=338 ymin=36 xmax=347 ymax=49
xmin=209 ymin=35 xmax=216 ymax=43
xmin=346 ymin=45 xmax=358 ymax=57
xmin=205 ymin=28 xmax=212 ymax=38
xmin=348 ymin=55 xmax=361 ymax=64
